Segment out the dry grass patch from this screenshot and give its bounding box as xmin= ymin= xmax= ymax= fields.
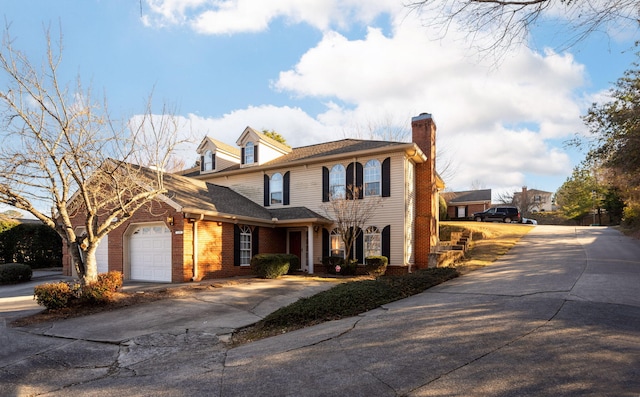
xmin=441 ymin=221 xmax=534 ymax=273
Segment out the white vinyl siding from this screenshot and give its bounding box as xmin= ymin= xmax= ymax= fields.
xmin=201 ymin=151 xmax=410 ymax=266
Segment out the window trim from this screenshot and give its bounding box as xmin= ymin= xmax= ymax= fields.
xmin=245 ymin=142 xmax=255 ymax=164
xmin=329 ymin=164 xmax=346 ymax=199
xmin=203 ymin=150 xmax=214 ymax=171
xmin=364 ymin=226 xmax=381 ymax=259
xmin=270 ymin=172 xmax=283 ymax=205
xmin=239 ymin=225 xmax=252 ymax=266
xmin=330 ymin=229 xmax=345 ymax=258
xmin=364 ymin=159 xmax=381 ymax=197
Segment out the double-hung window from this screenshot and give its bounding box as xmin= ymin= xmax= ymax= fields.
xmin=239 ymin=225 xmax=252 ymax=266
xmin=203 ymin=150 xmax=213 ymax=171
xmin=245 ymin=142 xmax=254 ymax=164
xmin=329 ymin=164 xmax=346 ymax=199
xmin=364 ymin=226 xmax=381 ymax=258
xmin=270 ymin=173 xmax=283 ymax=205
xmin=364 ymin=159 xmax=381 ymax=196
xmin=330 ymin=229 xmax=345 ymax=258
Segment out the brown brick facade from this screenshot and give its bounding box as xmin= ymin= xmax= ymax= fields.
xmin=412 ymin=113 xmax=438 ymax=269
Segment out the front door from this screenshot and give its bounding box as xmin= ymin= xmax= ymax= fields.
xmin=290 ymin=231 xmax=302 ymax=267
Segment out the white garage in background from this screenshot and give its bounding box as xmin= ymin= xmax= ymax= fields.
xmin=129 ymin=223 xmax=172 ymax=282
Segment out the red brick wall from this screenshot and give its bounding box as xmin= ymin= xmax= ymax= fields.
xmin=259 ymin=227 xmax=286 ymax=253
xmin=412 ymin=113 xmax=438 ymax=269
xmin=61 ymin=200 xmax=185 ymax=282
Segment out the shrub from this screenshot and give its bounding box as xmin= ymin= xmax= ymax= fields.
xmin=322 ymin=256 xmax=343 ymax=275
xmin=251 ymin=254 xmax=290 ymax=279
xmin=80 ymin=271 xmax=123 ymax=305
xmin=34 ymin=281 xmax=77 ymax=310
xmin=284 ymin=254 xmax=301 ymax=273
xmin=364 ymin=256 xmax=388 ymax=277
xmin=0 ymin=263 xmax=33 ymax=284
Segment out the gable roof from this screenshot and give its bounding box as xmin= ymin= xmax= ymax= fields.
xmin=237 ymin=127 xmax=293 ymax=154
xmin=442 ymin=189 xmax=492 ymax=204
xmin=197 ymin=137 xmax=241 ymax=157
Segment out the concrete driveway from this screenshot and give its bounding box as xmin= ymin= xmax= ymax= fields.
xmin=1 ymin=225 xmax=639 ymax=396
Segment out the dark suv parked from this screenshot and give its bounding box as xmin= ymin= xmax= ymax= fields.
xmin=472 ymin=207 xmax=521 ymax=223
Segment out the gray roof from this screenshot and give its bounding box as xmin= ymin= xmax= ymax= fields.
xmin=160 ymin=170 xmax=329 ymax=224
xmin=442 ymin=189 xmax=492 ymax=204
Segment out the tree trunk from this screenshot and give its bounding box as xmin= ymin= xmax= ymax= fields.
xmin=69 ymin=240 xmax=98 ymax=286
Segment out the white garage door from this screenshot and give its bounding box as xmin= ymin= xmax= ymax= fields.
xmin=130 ymin=223 xmax=172 ymax=282
xmin=95 ymin=235 xmax=109 ymax=274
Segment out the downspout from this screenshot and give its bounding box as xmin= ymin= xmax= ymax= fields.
xmin=191 ymin=214 xmax=204 ymax=281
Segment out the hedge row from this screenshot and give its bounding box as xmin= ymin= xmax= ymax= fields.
xmin=0 ymin=263 xmax=32 ymax=284
xmin=0 ymin=220 xmax=62 ymax=268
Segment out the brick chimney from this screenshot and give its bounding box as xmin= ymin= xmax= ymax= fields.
xmin=412 ymin=113 xmax=437 ymax=269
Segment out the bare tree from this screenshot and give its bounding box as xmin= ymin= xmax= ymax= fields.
xmin=321 ymin=186 xmax=383 ymax=264
xmin=407 ymin=0 xmax=639 ymax=55
xmin=0 ymin=26 xmax=188 ymax=285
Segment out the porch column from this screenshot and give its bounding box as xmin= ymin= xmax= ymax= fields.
xmin=307 ymin=225 xmax=314 ymax=274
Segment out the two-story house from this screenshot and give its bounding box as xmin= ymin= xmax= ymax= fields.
xmin=62 ymin=113 xmax=442 ymax=282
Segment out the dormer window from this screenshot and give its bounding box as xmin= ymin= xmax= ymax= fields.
xmin=244 ymin=142 xmax=255 ymax=164
xmin=203 ymin=150 xmax=214 ymax=171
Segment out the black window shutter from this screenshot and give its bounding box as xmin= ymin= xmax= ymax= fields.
xmin=382 ymin=157 xmax=391 ymax=197
xmin=212 ymin=153 xmax=216 ymax=170
xmin=234 ymin=224 xmax=241 ymax=266
xmin=346 ymin=163 xmax=354 ymax=200
xmin=264 ymin=174 xmax=270 ymax=207
xmin=241 ymin=148 xmax=245 ymax=165
xmin=252 ymin=227 xmax=259 ymax=257
xmin=254 ymin=145 xmax=259 ymax=163
xmin=322 ymin=167 xmax=329 ymax=202
xmin=356 ymin=162 xmax=363 ymax=199
xmin=322 ymin=228 xmax=329 ymax=258
xmin=382 ymin=225 xmax=391 ymax=263
xmin=356 ymin=227 xmax=364 ymax=263
xmin=200 ymin=156 xmax=205 ymax=172
xmin=283 ymin=171 xmax=290 ymax=205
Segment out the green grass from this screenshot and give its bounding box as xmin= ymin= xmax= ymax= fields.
xmin=231 ymin=267 xmax=459 ymax=345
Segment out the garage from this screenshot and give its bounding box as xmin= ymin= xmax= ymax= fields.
xmin=95 ymin=235 xmax=109 ymax=274
xmin=129 ymin=223 xmax=172 ymax=282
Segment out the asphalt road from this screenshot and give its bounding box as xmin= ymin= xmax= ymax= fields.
xmin=1 ymin=225 xmax=639 ymax=396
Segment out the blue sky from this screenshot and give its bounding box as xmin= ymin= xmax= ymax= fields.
xmin=1 ymin=0 xmax=637 ymax=206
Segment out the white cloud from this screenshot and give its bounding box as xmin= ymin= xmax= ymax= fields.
xmin=143 ymin=0 xmax=398 ymax=34
xmin=143 ymin=0 xmax=590 ymax=193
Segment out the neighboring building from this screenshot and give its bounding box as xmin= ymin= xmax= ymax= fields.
xmin=441 ymin=189 xmax=492 ymax=220
xmin=62 ymin=113 xmax=443 ymax=282
xmin=513 ymin=187 xmax=555 ymax=214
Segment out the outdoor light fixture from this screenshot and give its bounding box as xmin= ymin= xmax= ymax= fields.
xmin=166 ymin=216 xmax=174 ymax=226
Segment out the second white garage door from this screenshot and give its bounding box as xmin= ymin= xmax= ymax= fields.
xmin=130 ymin=223 xmax=172 ymax=282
